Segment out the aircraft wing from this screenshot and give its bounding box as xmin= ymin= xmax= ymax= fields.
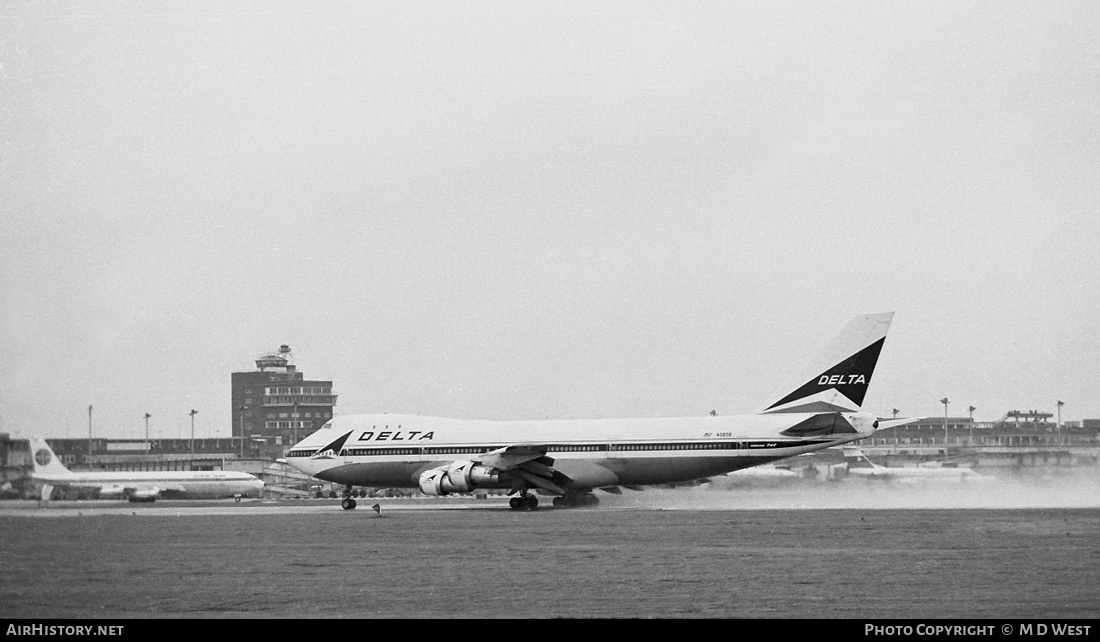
xmin=474 ymin=444 xmax=569 ymax=494
xmin=475 ymin=444 xmax=550 ymax=469
xmin=421 ymin=443 xmax=587 ymax=497
xmin=90 ymin=483 xmax=179 ymax=498
xmin=147 ymin=483 xmax=187 ymax=494
xmin=33 ymin=477 xmax=120 ymax=495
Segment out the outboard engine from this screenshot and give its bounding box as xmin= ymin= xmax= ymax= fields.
xmin=126 ymin=489 xmax=160 ymax=503
xmin=418 ymin=460 xmax=500 ymax=495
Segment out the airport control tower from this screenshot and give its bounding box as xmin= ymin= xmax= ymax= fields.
xmin=230 ymin=345 xmax=337 ymax=454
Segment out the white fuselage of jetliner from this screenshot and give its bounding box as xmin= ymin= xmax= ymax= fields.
xmin=25 ymin=436 xmax=265 ymax=502
xmin=287 ymin=411 xmax=880 ymax=491
xmin=33 ymin=469 xmax=265 ymax=500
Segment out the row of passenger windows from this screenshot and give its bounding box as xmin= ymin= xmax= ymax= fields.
xmin=344 ymin=448 xmax=419 ymax=457
xmin=613 ymin=442 xmax=747 ymax=451
xmin=291 ymin=441 xmax=786 ymax=457
xmin=426 ymin=447 xmax=488 ymax=455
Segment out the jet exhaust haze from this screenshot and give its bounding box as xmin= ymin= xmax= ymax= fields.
xmin=590 ymin=471 xmax=1100 ymax=511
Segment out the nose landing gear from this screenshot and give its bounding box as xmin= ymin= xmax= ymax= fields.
xmin=341 ymin=484 xmax=357 ymax=510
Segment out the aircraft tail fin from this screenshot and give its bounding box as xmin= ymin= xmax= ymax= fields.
xmin=26 ymin=437 xmax=75 ymax=480
xmin=757 ymin=312 xmax=894 ymax=414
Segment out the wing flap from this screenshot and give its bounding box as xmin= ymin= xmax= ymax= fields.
xmin=476 ymin=444 xmax=551 ymax=470
xmin=514 ymin=469 xmax=565 ymax=495
xmin=467 ymin=444 xmax=574 ymax=495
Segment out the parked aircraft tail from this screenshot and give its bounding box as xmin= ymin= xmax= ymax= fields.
xmin=757 ymin=312 xmax=894 ymax=414
xmin=27 ymin=437 xmax=75 ymax=479
xmin=22 ymin=437 xmax=73 ymax=502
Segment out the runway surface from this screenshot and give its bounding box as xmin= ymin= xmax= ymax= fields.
xmin=2 ymin=478 xmax=1100 ymax=619
xmin=4 ymin=468 xmax=1099 ymax=516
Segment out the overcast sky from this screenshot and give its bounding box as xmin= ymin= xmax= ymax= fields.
xmin=2 ymin=1 xmax=1098 ymax=440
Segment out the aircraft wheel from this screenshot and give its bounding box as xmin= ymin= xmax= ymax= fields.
xmin=509 ymin=497 xmax=522 ymax=510
xmin=523 ymin=495 xmax=538 ymax=510
xmin=341 ymin=498 xmax=357 ymax=510
xmin=235 ymin=496 xmax=241 ymax=503
xmin=552 ymin=496 xmax=564 ymax=507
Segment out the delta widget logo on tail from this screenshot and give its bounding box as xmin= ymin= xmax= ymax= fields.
xmin=818 ymin=374 xmax=867 ymax=386
xmin=764 ymin=337 xmax=885 ymax=411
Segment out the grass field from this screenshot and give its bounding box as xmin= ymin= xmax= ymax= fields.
xmin=2 ymin=493 xmax=1099 ymax=619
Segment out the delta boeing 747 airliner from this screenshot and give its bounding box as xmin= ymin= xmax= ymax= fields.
xmin=287 ymin=312 xmax=907 ymax=510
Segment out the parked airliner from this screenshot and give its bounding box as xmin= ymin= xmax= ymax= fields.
xmin=841 ymin=447 xmax=993 ymax=482
xmin=287 ymin=312 xmax=906 ymax=510
xmin=27 ymin=437 xmax=265 ymax=502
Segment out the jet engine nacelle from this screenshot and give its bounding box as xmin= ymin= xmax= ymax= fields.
xmin=418 ymin=460 xmax=499 ymax=496
xmin=126 ymin=488 xmax=160 ymax=502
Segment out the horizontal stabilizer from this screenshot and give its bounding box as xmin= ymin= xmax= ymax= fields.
xmin=874 ymin=417 xmax=921 ymax=431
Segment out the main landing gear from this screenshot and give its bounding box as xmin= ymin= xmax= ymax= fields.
xmin=509 ymin=492 xmax=538 ymax=511
xmin=341 ymin=484 xmax=357 ymax=510
xmin=507 ymin=490 xmax=600 ymax=510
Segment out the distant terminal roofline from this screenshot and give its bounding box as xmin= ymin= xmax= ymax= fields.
xmin=995 ymin=409 xmax=1055 ymax=425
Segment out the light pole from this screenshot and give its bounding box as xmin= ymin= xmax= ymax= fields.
xmin=1056 ymin=400 xmax=1064 ymax=444
xmin=239 ymin=405 xmax=246 ymax=459
xmin=144 ymin=413 xmax=151 ymax=454
xmin=87 ymin=404 xmax=93 ymax=465
xmin=968 ymin=406 xmax=976 ymax=444
xmin=940 ymin=397 xmax=950 ymax=447
xmin=189 ymin=409 xmax=198 ymax=458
